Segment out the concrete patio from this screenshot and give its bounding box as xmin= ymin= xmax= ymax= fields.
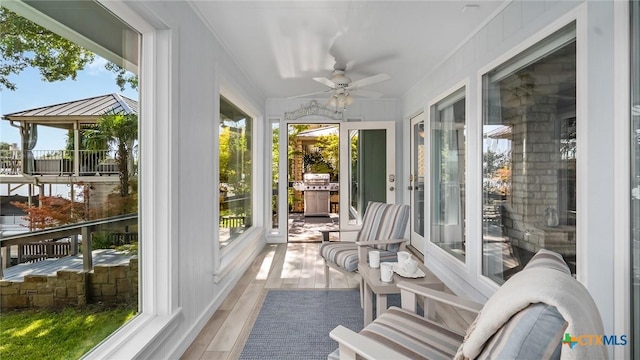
xmin=287 ymin=213 xmax=339 ymax=242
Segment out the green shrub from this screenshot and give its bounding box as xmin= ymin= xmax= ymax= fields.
xmin=115 ymin=241 xmax=138 ymax=255
xmin=91 ymin=231 xmax=113 ymax=250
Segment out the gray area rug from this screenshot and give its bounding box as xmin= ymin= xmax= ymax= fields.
xmin=240 ymin=289 xmax=364 ymax=360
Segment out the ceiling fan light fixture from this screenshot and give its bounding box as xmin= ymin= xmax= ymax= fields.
xmin=344 ymin=94 xmax=354 ymax=106
xmin=328 ymin=92 xmax=353 ymax=111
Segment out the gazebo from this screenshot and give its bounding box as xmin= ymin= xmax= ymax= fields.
xmin=1 ymin=93 xmax=137 ymax=179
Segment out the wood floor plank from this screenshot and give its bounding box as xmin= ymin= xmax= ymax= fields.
xmin=219 ymin=246 xmax=271 ymax=311
xmin=264 ymin=243 xmax=287 ymax=289
xmin=328 ymin=267 xmax=349 ymax=288
xmin=314 ymin=244 xmax=328 ymax=288
xmin=281 ymin=243 xmax=303 ymax=288
xmin=297 ymin=244 xmax=317 ymax=288
xmin=206 ymin=283 xmax=264 ymax=352
xmin=198 ymin=351 xmax=229 ymax=360
xmin=180 ymin=310 xmax=230 ymax=360
xmin=228 ymin=285 xmax=269 ymax=359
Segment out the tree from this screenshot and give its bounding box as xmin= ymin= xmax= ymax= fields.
xmin=315 ymin=132 xmax=340 ymax=180
xmin=0 ymin=7 xmax=136 ymax=91
xmin=11 ymin=195 xmax=84 ymax=229
xmin=0 ymin=142 xmax=10 ymax=158
xmin=303 ymin=150 xmax=333 ymax=174
xmin=483 ymin=149 xmax=511 ymax=196
xmin=83 ymin=110 xmax=138 ymax=199
xmin=219 ymin=121 xmax=251 ymax=195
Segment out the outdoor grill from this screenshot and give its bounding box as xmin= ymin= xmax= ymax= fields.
xmin=298 ymin=173 xmax=338 ymax=216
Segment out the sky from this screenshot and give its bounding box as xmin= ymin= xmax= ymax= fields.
xmin=0 ymin=56 xmax=138 ymax=151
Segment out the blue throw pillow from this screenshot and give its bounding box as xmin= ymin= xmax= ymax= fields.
xmin=477 ymin=303 xmax=567 ymax=360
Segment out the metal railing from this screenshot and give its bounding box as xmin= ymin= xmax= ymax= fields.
xmin=0 ymin=149 xmax=21 ymax=175
xmin=0 ymin=149 xmax=122 ymax=176
xmin=0 ymin=213 xmax=138 ymax=279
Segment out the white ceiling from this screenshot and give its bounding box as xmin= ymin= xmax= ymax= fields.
xmin=191 ymin=1 xmax=506 ymax=100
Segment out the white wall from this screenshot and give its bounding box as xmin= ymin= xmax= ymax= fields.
xmin=402 ymin=0 xmax=622 ymax=350
xmin=88 ymin=1 xmax=267 ymax=359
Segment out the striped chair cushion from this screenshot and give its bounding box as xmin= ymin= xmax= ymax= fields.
xmin=357 ymin=202 xmax=410 ymax=252
xmin=477 ymin=303 xmax=567 ymax=360
xmin=359 ymin=307 xmax=464 ymax=360
xmin=523 ymin=248 xmax=571 ymax=274
xmin=319 ymin=242 xmax=397 ymax=272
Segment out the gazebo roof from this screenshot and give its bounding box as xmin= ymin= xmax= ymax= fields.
xmin=484 ymin=125 xmax=512 ymax=139
xmin=2 ymin=93 xmax=138 ymax=129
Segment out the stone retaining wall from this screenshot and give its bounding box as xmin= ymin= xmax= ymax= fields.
xmin=0 ymin=257 xmax=137 ymax=310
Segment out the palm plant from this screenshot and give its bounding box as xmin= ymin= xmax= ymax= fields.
xmin=84 ymin=110 xmax=138 ymax=197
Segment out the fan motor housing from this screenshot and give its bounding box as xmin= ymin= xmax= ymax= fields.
xmin=332 ymin=70 xmax=351 ymax=87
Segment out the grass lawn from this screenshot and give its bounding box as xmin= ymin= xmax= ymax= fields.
xmin=0 ymin=305 xmax=137 ymax=360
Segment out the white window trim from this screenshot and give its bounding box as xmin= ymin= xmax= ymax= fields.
xmin=266 ymin=117 xmax=282 ymax=237
xmin=83 ymin=2 xmax=182 ymax=358
xmin=612 ymin=1 xmax=631 ymax=359
xmin=426 ymin=81 xmax=469 ymax=264
xmin=271 ymin=116 xmax=342 ymax=244
xmin=424 ymin=78 xmax=471 ymax=264
xmin=474 ymin=5 xmax=586 ymax=296
xmin=216 ymin=69 xmax=266 ymax=278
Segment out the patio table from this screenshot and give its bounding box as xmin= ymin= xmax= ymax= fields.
xmin=358 ymin=261 xmax=444 ymax=326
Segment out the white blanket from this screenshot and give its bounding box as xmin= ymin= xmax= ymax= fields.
xmin=457 ymin=268 xmax=607 ymax=360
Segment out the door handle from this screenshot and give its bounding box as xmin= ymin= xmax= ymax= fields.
xmin=389 ymin=186 xmax=395 ymax=191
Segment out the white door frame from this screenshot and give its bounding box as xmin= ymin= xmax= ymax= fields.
xmin=339 ymin=121 xmax=396 ymax=234
xmin=409 ymin=112 xmax=426 ymax=254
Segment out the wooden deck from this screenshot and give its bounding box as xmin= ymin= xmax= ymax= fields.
xmin=180 ymin=243 xmax=475 ymax=360
xmin=1 ymin=249 xmax=133 ymax=281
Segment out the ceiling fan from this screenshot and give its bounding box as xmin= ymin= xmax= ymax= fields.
xmin=291 ymin=68 xmax=391 ymax=109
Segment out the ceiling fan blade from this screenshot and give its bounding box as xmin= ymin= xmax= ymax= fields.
xmin=288 ymin=89 xmax=332 ymax=99
xmin=354 ymin=53 xmax=397 ymax=70
xmin=350 ymin=89 xmax=383 ymax=98
xmin=349 ymin=73 xmax=391 ymax=88
xmin=313 ymin=77 xmax=337 ymax=88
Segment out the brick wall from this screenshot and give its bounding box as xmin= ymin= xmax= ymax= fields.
xmin=499 ymin=51 xmax=576 ymax=254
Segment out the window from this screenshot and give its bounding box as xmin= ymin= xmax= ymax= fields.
xmin=271 ymin=119 xmax=280 ymax=231
xmin=430 ymin=88 xmax=466 ymax=261
xmin=482 ymin=24 xmax=576 ymax=284
xmin=219 ymin=96 xmax=252 ymax=248
xmin=0 ymin=2 xmax=140 ymax=357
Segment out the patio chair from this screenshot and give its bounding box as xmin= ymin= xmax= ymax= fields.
xmin=319 ymin=201 xmax=410 ymax=288
xmin=329 ymin=249 xmax=607 ymax=360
